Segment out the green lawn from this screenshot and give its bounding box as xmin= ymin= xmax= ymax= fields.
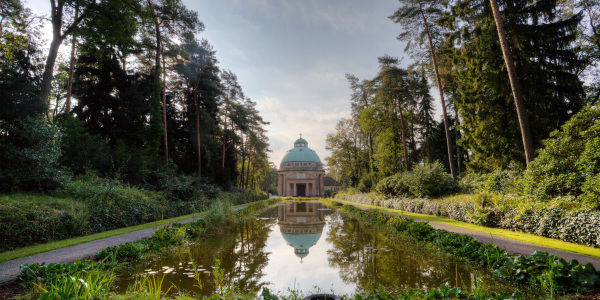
xmin=333 ymin=198 xmax=600 ymax=259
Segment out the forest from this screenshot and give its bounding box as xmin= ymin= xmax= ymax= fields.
xmin=0 ymin=0 xmax=278 ymax=194
xmin=326 ymin=0 xmax=600 ymax=203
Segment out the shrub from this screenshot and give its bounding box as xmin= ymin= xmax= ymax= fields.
xmin=375 ymin=172 xmax=410 ymax=197
xmin=376 ymin=162 xmax=458 ymax=198
xmin=56 ymin=115 xmax=112 ymax=176
xmin=358 ymin=172 xmax=379 ymax=193
xmin=0 ymin=195 xmax=89 ymax=251
xmin=461 ymin=163 xmax=523 ymax=194
xmin=405 ymin=162 xmax=459 ymax=198
xmin=338 ymin=193 xmax=600 ymax=247
xmin=522 ymin=105 xmax=600 ymax=206
xmin=342 ymin=204 xmax=600 ymax=294
xmin=0 ymin=117 xmax=68 ymax=192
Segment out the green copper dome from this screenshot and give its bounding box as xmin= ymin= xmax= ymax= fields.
xmin=281 ymin=232 xmax=323 ymax=259
xmin=281 ymin=137 xmax=321 ymax=163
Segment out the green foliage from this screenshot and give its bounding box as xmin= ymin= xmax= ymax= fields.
xmin=495 ymin=251 xmax=599 ymax=293
xmin=0 ymin=117 xmax=68 ymax=192
xmin=18 ymin=260 xmax=106 ymax=288
xmin=0 ymin=199 xmax=88 ymax=251
xmin=444 ymin=0 xmax=585 ymax=172
xmin=341 ymin=204 xmax=600 ymax=294
xmin=32 ymin=268 xmax=114 ymax=300
xmin=56 ymin=115 xmax=112 ymax=176
xmin=352 ymin=286 xmax=519 ymax=300
xmin=376 ymin=162 xmax=458 ymax=198
xmin=407 ymin=162 xmax=459 ymax=198
xmin=460 ymin=164 xmax=523 ymax=195
xmin=338 ymin=194 xmax=600 ymax=247
xmin=375 ymin=172 xmax=410 ymax=197
xmin=523 ymin=105 xmax=600 ymax=206
xmin=357 ymin=172 xmax=379 ymax=193
xmin=95 ymin=242 xmax=146 ymax=263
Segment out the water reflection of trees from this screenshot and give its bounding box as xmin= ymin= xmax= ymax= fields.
xmin=326 ymin=213 xmax=470 ymax=293
xmin=205 ymin=219 xmax=272 ymax=295
xmin=151 ymin=217 xmax=274 ymax=297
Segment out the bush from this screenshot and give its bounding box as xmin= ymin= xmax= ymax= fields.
xmin=0 ymin=176 xmax=211 ymax=251
xmin=376 ymin=162 xmax=458 ymax=198
xmin=460 ymin=163 xmax=523 ymax=194
xmin=358 ymin=172 xmax=379 ymax=193
xmin=342 ymin=204 xmax=600 ymax=294
xmin=0 ymin=194 xmax=89 ymax=251
xmin=0 ymin=117 xmax=68 ymax=192
xmin=375 ymin=172 xmax=410 ymax=197
xmin=405 ymin=162 xmax=460 ymax=198
xmin=56 ymin=115 xmax=112 ymax=176
xmin=522 ymin=105 xmax=600 ymax=206
xmin=338 ymin=193 xmax=600 ymax=247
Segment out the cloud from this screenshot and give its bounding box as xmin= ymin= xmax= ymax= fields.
xmin=257 ymin=96 xmax=350 ymax=168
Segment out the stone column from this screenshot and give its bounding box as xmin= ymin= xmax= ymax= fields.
xmin=278 ymin=174 xmax=282 ymax=196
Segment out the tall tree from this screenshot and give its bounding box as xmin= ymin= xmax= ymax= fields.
xmin=144 ymin=0 xmax=202 ymax=164
xmin=390 ymin=0 xmax=457 ymax=179
xmin=346 ymin=74 xmax=376 ymax=173
xmin=489 ymin=0 xmax=534 ymax=165
xmin=40 ymin=0 xmax=95 ymax=107
xmin=174 ymin=35 xmax=220 ymax=177
xmin=442 ymin=0 xmax=584 ymax=171
xmin=376 ymin=56 xmax=412 ymax=171
xmin=220 ymin=70 xmax=243 ymax=169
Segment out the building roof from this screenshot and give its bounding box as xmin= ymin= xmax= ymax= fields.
xmin=323 ymin=176 xmax=342 ymax=187
xmin=281 ymin=232 xmax=322 ymax=259
xmin=281 ymin=137 xmax=322 ymax=163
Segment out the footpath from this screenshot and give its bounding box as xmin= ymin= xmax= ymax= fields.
xmin=2 ymin=200 xmax=600 ymax=285
xmin=340 ymin=200 xmax=600 ymax=269
xmin=0 ymin=206 xmax=241 ymax=284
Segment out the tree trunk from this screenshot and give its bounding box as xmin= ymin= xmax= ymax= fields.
xmin=398 ymin=99 xmax=410 ymax=171
xmin=195 ymin=91 xmax=202 ymax=177
xmin=41 ymin=37 xmax=64 ymax=108
xmin=239 ymin=137 xmax=246 ymax=188
xmin=161 ymin=41 xmax=169 ymax=164
xmin=489 ymin=0 xmax=534 ymax=164
xmin=65 ymin=8 xmax=78 ymax=115
xmin=455 ymin=112 xmax=462 ymax=172
xmin=245 ymin=149 xmax=252 ymax=189
xmin=221 ymin=94 xmax=229 ymax=168
xmin=418 ymin=0 xmax=457 ymax=179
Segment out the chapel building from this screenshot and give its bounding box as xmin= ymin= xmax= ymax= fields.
xmin=277 ymin=136 xmax=325 ymax=197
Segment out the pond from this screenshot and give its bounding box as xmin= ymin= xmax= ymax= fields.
xmin=112 ymin=202 xmax=502 ymax=297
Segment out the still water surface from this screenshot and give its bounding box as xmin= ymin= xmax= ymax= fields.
xmin=113 ymin=202 xmax=489 ymax=296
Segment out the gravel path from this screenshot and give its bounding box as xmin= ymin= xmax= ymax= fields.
xmin=346 ymin=202 xmax=600 ymax=269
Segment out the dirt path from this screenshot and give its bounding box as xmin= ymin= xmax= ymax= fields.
xmin=346 ymin=202 xmax=600 ymax=269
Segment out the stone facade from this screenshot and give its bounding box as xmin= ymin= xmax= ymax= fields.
xmin=277 ymin=137 xmax=325 ymax=197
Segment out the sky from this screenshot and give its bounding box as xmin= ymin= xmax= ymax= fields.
xmin=25 ymin=0 xmax=421 ymax=169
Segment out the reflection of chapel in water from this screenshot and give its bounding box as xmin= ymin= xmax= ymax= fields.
xmin=278 ymin=202 xmax=327 ymax=261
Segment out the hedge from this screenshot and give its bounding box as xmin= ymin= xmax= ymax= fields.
xmin=337 ymin=194 xmax=600 ymax=248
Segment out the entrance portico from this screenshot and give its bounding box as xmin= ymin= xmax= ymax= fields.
xmin=278 ymin=136 xmax=325 ymax=197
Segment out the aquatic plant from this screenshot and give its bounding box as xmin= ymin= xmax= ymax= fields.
xmin=341 ymin=204 xmax=600 ymax=294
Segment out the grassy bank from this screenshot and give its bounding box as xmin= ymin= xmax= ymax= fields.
xmin=336 ymin=192 xmax=600 ymax=254
xmin=335 ymin=198 xmax=600 ymax=260
xmin=12 ymin=200 xmax=277 ymax=300
xmin=0 ymin=176 xmax=269 ymax=255
xmin=338 ymin=203 xmax=600 ymax=297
